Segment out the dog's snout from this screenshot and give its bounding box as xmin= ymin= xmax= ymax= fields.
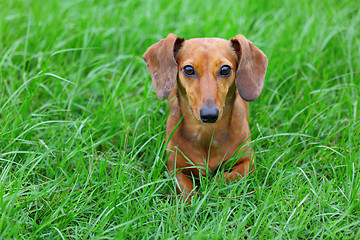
xmin=200 ymin=107 xmax=219 ymax=123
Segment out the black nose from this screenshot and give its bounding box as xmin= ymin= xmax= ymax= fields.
xmin=200 ymin=107 xmax=219 ymax=123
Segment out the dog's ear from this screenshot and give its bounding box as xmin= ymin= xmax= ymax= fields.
xmin=143 ymin=33 xmax=184 ymax=99
xmin=230 ymin=35 xmax=268 ymax=102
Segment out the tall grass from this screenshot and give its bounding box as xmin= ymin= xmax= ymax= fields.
xmin=0 ymin=0 xmax=359 ymax=238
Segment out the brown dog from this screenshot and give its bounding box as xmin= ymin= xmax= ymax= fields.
xmin=143 ymin=33 xmax=267 ymax=199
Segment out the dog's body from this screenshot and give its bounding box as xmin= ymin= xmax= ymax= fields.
xmin=143 ymin=34 xmax=267 ymax=198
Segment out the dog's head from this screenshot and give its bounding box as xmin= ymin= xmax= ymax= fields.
xmin=143 ymin=33 xmax=268 ymax=123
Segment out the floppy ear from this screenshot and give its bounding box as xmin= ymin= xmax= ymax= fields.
xmin=143 ymin=33 xmax=184 ymax=99
xmin=230 ymin=35 xmax=268 ymax=102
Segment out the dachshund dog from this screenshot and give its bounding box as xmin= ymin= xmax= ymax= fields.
xmin=143 ymin=34 xmax=267 ymax=199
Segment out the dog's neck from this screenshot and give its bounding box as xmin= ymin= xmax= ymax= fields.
xmin=176 ymin=82 xmax=237 ymax=149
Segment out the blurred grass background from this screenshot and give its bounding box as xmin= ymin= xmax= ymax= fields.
xmin=0 ymin=0 xmax=359 ymax=238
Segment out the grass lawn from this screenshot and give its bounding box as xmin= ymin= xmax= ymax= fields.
xmin=1 ymin=0 xmax=360 ymax=238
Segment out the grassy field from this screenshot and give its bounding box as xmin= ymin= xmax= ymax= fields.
xmin=1 ymin=0 xmax=360 ymax=238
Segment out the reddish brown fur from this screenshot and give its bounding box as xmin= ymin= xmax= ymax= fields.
xmin=143 ymin=34 xmax=267 ymax=199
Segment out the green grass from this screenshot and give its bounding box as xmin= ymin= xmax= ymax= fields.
xmin=1 ymin=0 xmax=360 ymax=238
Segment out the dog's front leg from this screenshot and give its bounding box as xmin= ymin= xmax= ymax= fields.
xmin=167 ymin=152 xmax=196 ymax=200
xmin=174 ymin=171 xmax=195 ymax=200
xmin=222 ymin=155 xmax=254 ymax=183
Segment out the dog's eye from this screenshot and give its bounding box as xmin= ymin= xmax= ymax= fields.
xmin=183 ymin=65 xmax=195 ymax=76
xmin=219 ymin=65 xmax=232 ymax=77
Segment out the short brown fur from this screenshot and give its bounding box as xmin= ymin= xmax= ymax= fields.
xmin=143 ymin=34 xmax=268 ymax=199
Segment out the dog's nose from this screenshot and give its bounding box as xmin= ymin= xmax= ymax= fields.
xmin=200 ymin=107 xmax=219 ymax=123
